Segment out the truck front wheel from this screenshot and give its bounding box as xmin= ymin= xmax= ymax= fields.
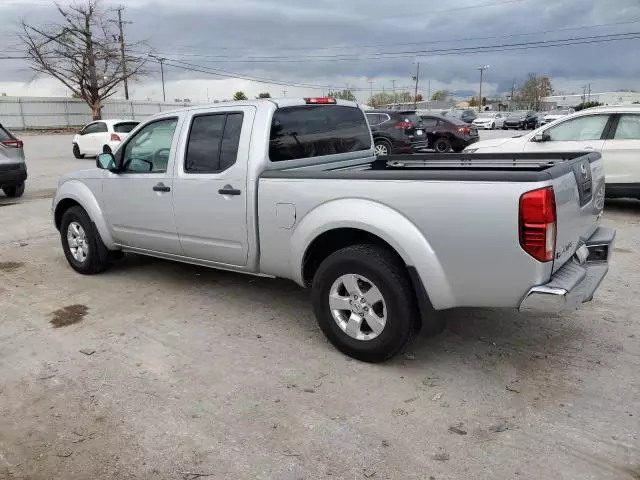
xmin=311 ymin=244 xmax=416 ymax=362
xmin=60 ymin=206 xmax=112 ymax=274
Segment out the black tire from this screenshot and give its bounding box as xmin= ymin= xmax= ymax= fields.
xmin=3 ymin=182 xmax=25 ymax=198
xmin=491 ymin=122 xmax=496 ymax=130
xmin=60 ymin=206 xmax=111 ymax=274
xmin=102 ymin=145 xmax=112 ymax=154
xmin=502 ymin=125 xmax=507 ymax=130
xmin=374 ymin=140 xmax=392 ymax=156
xmin=311 ymin=244 xmax=417 ymax=363
xmin=433 ymin=137 xmax=451 ymax=153
xmin=73 ymin=143 xmax=84 ymax=159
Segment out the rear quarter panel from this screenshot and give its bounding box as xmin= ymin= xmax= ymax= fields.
xmin=258 ymin=177 xmax=553 ymax=309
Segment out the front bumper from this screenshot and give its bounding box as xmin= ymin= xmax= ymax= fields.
xmin=0 ymin=162 xmax=28 ymax=187
xmin=519 ymin=227 xmax=615 ymax=313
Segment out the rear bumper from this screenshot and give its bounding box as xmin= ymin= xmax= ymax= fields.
xmin=518 ymin=227 xmax=615 ymax=313
xmin=0 ymin=163 xmax=27 ymax=187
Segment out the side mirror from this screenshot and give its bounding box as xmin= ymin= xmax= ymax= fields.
xmin=96 ymin=152 xmax=116 ymax=170
xmin=533 ymin=132 xmax=550 ymax=142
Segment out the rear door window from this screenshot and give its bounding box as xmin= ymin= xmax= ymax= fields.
xmin=0 ymin=126 xmax=14 ymax=142
xmin=420 ymin=117 xmax=438 ymax=128
xmin=185 ymin=112 xmax=244 ymax=173
xmin=269 ymin=105 xmax=371 ymax=162
xmin=613 ymin=115 xmax=640 ymax=140
xmin=114 ymin=122 xmax=139 ymax=133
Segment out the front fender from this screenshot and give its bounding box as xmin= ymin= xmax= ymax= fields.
xmin=53 ymin=180 xmax=117 ymax=249
xmin=291 ymin=199 xmax=455 ymax=310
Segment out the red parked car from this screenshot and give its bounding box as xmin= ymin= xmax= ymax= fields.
xmin=419 ymin=114 xmax=480 ymax=152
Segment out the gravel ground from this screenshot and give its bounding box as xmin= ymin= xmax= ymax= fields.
xmin=1 ymin=133 xmax=639 ymax=480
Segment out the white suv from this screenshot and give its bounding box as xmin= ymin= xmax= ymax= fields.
xmin=72 ymin=119 xmax=139 ymax=159
xmin=465 ymin=105 xmax=640 ymax=199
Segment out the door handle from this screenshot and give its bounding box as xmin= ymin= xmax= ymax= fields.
xmin=153 ymin=182 xmax=171 ymax=192
xmin=218 ymin=185 xmax=241 ymax=196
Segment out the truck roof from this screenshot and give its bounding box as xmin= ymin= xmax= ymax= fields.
xmin=151 ymin=98 xmax=361 ymax=119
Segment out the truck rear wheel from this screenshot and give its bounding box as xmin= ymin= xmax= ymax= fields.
xmin=311 ymin=244 xmax=416 ymax=362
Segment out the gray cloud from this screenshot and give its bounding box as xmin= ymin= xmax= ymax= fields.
xmin=1 ymin=0 xmax=640 ymax=100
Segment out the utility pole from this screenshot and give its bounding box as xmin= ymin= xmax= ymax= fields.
xmin=159 ymin=57 xmax=166 ymax=102
xmin=477 ymin=65 xmax=490 ymax=112
xmin=116 ymin=6 xmax=129 ymax=100
xmin=368 ymin=80 xmax=374 ymax=106
xmin=391 ymin=79 xmax=396 ymax=108
xmin=587 ymin=83 xmax=591 ymax=102
xmin=582 ymin=85 xmax=587 ymax=103
xmin=413 ymin=62 xmax=420 ymax=108
xmin=510 ymin=80 xmax=515 ymax=111
xmin=282 ymin=89 xmax=287 ymax=97
xmin=427 ymin=79 xmax=431 ymax=104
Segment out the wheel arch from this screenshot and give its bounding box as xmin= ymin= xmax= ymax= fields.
xmin=53 ymin=180 xmax=117 ymax=249
xmin=292 ymin=199 xmax=455 ymax=310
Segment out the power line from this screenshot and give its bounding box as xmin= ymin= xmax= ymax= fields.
xmin=143 ymin=18 xmax=640 ymax=53
xmin=133 ymin=31 xmax=640 ymax=63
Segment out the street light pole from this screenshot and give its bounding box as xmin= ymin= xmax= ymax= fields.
xmin=477 ymin=65 xmax=490 ymax=112
xmin=413 ymin=62 xmax=420 ymax=108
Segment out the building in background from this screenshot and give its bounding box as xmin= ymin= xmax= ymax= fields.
xmin=541 ymin=91 xmax=640 ymax=109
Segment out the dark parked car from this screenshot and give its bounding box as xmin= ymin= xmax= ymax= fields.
xmin=0 ymin=123 xmax=27 ymax=198
xmin=443 ymin=109 xmax=478 ymax=124
xmin=419 ymin=114 xmax=479 ymax=152
xmin=365 ymin=110 xmax=428 ymax=155
xmin=503 ymin=110 xmax=537 ymax=130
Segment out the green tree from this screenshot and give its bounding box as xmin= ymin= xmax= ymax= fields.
xmin=233 ymin=91 xmax=248 ymax=101
xmin=257 ymin=92 xmax=271 ymax=98
xmin=574 ymin=101 xmax=603 ymax=111
xmin=368 ymin=92 xmax=394 ymax=107
xmin=431 ymin=89 xmax=448 ymax=101
xmin=468 ymin=97 xmax=478 ymax=107
xmin=328 ymin=89 xmax=356 ymax=101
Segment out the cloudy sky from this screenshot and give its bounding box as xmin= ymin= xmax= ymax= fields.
xmin=1 ymin=0 xmax=640 ymax=102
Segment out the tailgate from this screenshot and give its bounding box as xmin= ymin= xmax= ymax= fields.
xmin=551 ymin=153 xmax=605 ymax=273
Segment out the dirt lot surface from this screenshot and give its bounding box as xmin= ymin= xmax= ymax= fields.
xmin=1 ymin=134 xmax=639 ymax=480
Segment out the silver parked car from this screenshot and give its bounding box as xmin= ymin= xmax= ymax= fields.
xmin=52 ymin=98 xmax=614 ymax=362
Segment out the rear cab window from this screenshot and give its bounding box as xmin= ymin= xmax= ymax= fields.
xmin=269 ymin=105 xmax=372 ymax=162
xmin=114 ymin=122 xmax=140 ymax=133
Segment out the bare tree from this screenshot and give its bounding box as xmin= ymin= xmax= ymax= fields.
xmin=18 ymin=0 xmax=148 ymax=119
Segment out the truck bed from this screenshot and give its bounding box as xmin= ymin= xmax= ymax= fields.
xmin=261 ymin=152 xmax=600 ymax=183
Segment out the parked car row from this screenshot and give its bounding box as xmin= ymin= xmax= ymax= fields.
xmin=365 ymin=110 xmax=479 ymax=154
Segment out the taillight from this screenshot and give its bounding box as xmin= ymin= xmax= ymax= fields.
xmin=305 ymin=97 xmax=337 ymax=104
xmin=394 ymin=121 xmax=414 ymax=129
xmin=110 ymin=133 xmax=121 ymax=142
xmin=457 ymin=127 xmax=470 ymax=135
xmin=519 ymin=186 xmax=556 ymax=262
xmin=1 ymin=139 xmax=23 ymax=148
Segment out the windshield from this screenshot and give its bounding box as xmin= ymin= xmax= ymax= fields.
xmin=477 ymin=113 xmax=496 ymax=119
xmin=445 ymin=116 xmax=467 ymax=126
xmin=508 ymin=112 xmax=527 ymax=119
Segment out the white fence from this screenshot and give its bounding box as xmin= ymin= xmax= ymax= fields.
xmin=0 ymin=96 xmax=194 ymax=129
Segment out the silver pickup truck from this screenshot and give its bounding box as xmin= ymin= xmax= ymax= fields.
xmin=52 ymin=98 xmax=615 ymax=362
